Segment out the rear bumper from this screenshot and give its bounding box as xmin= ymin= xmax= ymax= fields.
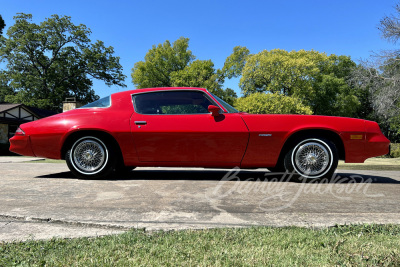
xmin=9 ymin=135 xmax=35 ymax=157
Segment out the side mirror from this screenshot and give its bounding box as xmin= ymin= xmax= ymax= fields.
xmin=208 ymin=105 xmax=221 ymax=117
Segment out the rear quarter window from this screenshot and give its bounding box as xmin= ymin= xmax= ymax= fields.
xmin=80 ymin=96 xmax=111 ymax=108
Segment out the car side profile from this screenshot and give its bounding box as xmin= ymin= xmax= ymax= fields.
xmin=10 ymin=87 xmax=390 ymax=179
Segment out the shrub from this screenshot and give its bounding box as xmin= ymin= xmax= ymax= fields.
xmin=390 ymin=143 xmax=400 ymax=158
xmin=234 ymin=92 xmax=313 ymax=115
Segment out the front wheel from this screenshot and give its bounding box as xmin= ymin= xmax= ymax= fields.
xmin=66 ymin=136 xmax=116 ymax=179
xmin=284 ymin=138 xmax=338 ymax=179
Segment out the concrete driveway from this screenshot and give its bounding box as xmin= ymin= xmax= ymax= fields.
xmin=1 ymin=159 xmax=400 ymax=241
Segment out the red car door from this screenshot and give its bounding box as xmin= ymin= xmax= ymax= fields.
xmin=130 ymin=90 xmax=249 ymax=165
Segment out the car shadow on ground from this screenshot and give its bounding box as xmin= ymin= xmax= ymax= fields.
xmin=35 ymin=169 xmax=400 ymax=184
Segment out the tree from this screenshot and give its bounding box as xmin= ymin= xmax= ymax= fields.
xmin=224 ymin=48 xmax=359 ymax=116
xmin=0 ymin=13 xmax=126 ymax=110
xmin=171 ymin=60 xmax=220 ymax=90
xmin=350 ymin=3 xmax=400 ymax=141
xmin=311 ymin=55 xmax=359 ymax=116
xmin=131 ymin=37 xmax=195 ymax=88
xmin=170 ymin=59 xmax=237 ymax=104
xmin=131 ymin=37 xmax=237 ymax=104
xmin=234 ymin=92 xmax=313 ymax=115
xmin=222 ymin=46 xmax=250 ymax=79
xmin=0 ymin=15 xmax=5 ymax=35
xmin=0 ymin=71 xmax=12 ymax=102
xmin=351 ymin=59 xmax=400 ymax=140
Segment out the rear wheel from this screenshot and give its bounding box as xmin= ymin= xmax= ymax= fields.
xmin=66 ymin=136 xmax=116 ymax=179
xmin=284 ymin=138 xmax=338 ymax=179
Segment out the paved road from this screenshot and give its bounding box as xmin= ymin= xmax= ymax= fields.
xmin=1 ymin=160 xmax=400 ymax=241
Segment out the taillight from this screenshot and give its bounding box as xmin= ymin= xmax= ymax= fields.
xmin=15 ymin=127 xmax=25 ymax=136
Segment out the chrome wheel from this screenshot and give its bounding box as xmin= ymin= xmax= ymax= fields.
xmin=70 ymin=137 xmax=108 ymax=175
xmin=294 ymin=142 xmax=330 ymax=177
xmin=284 ymin=138 xmax=337 ymax=179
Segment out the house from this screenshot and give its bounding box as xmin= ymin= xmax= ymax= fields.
xmin=0 ymin=103 xmax=57 ymax=154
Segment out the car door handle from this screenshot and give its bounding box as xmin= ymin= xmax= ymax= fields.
xmin=134 ymin=121 xmax=147 ymax=125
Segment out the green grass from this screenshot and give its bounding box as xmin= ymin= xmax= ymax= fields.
xmin=1 ymin=224 xmax=400 ymax=266
xmin=338 ymin=158 xmax=400 ymax=171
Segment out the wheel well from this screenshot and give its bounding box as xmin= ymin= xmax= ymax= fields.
xmin=275 ymin=129 xmax=345 ymax=167
xmin=61 ymin=130 xmax=123 ymax=163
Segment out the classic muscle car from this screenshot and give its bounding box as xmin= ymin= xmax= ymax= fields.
xmin=9 ymin=87 xmax=390 ymax=179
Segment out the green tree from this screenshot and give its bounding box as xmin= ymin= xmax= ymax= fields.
xmin=350 ymin=3 xmax=400 ymax=141
xmin=131 ymin=37 xmax=237 ymax=104
xmin=225 ymin=48 xmax=359 ymax=116
xmin=222 ymin=46 xmax=250 ymax=79
xmin=234 ymin=92 xmax=313 ymax=115
xmin=0 ymin=13 xmax=126 ymax=110
xmin=170 ymin=59 xmax=237 ymax=104
xmin=131 ymin=37 xmax=195 ymax=88
xmin=171 ymin=60 xmax=221 ymax=91
xmin=0 ymin=71 xmax=12 ymax=102
xmin=311 ymin=55 xmax=359 ymax=116
xmin=0 ymin=15 xmax=5 ymax=35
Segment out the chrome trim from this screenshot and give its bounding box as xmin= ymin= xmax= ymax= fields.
xmin=70 ymin=136 xmax=108 ymax=175
xmin=259 ymin=134 xmax=272 ymax=137
xmin=291 ymin=139 xmax=333 ymax=179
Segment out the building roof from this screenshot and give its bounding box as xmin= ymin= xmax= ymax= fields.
xmin=0 ymin=103 xmax=21 ymax=113
xmin=0 ymin=103 xmax=57 ymax=119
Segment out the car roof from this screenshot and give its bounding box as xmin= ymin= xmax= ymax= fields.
xmin=112 ymin=87 xmax=208 ymax=98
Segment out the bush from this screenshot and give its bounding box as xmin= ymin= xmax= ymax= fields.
xmin=390 ymin=143 xmax=400 ymax=158
xmin=234 ymin=92 xmax=313 ymax=115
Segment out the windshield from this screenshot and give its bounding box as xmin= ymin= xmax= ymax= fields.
xmin=211 ymin=93 xmax=239 ymax=113
xmin=80 ymin=96 xmax=111 ymax=108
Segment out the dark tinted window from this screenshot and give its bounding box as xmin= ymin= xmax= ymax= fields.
xmin=133 ymin=91 xmax=215 ymax=115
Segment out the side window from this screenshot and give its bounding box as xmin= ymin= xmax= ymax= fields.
xmin=133 ymin=91 xmax=215 ymax=115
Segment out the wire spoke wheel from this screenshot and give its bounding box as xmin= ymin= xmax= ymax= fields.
xmin=284 ymin=138 xmax=338 ymax=179
xmin=73 ymin=139 xmax=106 ymax=173
xmin=68 ymin=136 xmax=110 ymax=176
xmin=294 ymin=142 xmax=329 ymax=176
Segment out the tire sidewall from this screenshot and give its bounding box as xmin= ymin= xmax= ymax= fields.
xmin=284 ymin=138 xmax=338 ymax=179
xmin=66 ymin=136 xmax=115 ymax=179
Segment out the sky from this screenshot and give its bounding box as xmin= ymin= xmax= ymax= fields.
xmin=1 ymin=0 xmax=399 ymax=98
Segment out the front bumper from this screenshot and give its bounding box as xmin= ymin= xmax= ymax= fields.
xmin=365 ymin=132 xmax=390 ymax=159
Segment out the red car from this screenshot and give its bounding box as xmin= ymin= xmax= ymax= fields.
xmin=10 ymin=87 xmax=390 ymax=179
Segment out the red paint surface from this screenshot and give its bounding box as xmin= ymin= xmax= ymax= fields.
xmin=10 ymin=87 xmax=390 ymax=168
